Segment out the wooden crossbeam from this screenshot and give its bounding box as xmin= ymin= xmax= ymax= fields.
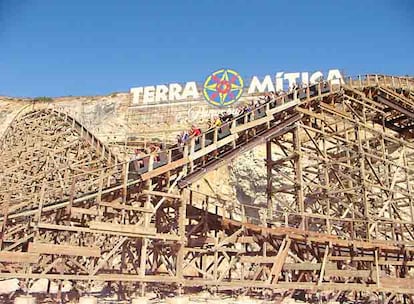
xmin=89 ymin=221 xmax=156 ymax=236
xmin=28 ymin=242 xmax=100 ymax=258
xmin=99 ymin=201 xmax=152 ymax=213
xmin=142 ymin=190 xmax=181 ymax=199
xmin=0 ymin=251 xmax=39 ymax=263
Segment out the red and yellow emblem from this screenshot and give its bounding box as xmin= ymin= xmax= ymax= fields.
xmin=203 ymin=68 xmax=244 ymax=107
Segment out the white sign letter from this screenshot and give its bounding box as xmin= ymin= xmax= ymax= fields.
xmin=130 ymin=87 xmax=143 ymax=105
xmin=275 ymin=72 xmax=284 ymax=92
xmin=143 ymin=86 xmax=155 ymax=104
xmin=155 ymin=85 xmax=169 ymax=102
xmin=182 ymin=81 xmax=200 ymax=99
xmin=310 ymin=71 xmax=324 ymax=84
xmin=169 ymin=83 xmax=183 ymax=101
xmin=327 ymin=69 xmax=343 ymax=85
xmin=284 ymin=72 xmax=300 ymax=88
xmin=301 ymin=72 xmax=309 ymax=86
xmin=248 ymin=75 xmax=275 ymax=94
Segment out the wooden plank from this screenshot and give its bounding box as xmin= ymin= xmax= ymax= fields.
xmin=325 ymin=269 xmax=377 ymax=279
xmin=283 ymin=262 xmax=337 ymax=271
xmin=71 ymin=207 xmax=98 ymax=216
xmin=318 ymin=245 xmax=330 ymax=285
xmin=0 ymin=251 xmax=39 ymax=263
xmin=330 ymin=256 xmax=374 ymax=262
xmin=37 ymin=222 xmax=91 ymax=233
xmin=269 ymin=237 xmax=291 ymax=284
xmin=236 ymin=236 xmax=255 ymax=243
xmin=188 ymin=134 xmax=238 ymax=161
xmin=28 ymin=242 xmax=100 ymax=257
xmin=99 ymin=201 xmax=152 ymax=213
xmin=230 ymin=115 xmax=272 ymax=134
xmin=36 ymin=222 xmax=178 ymax=241
xmin=141 ymin=157 xmax=189 ymax=181
xmin=267 ymin=100 xmax=300 ymax=115
xmin=240 ymin=256 xmax=278 ymax=264
xmin=89 ymin=221 xmax=156 ymax=236
xmin=381 ymin=277 xmax=414 ymax=289
xmin=142 ymin=190 xmax=181 ymax=199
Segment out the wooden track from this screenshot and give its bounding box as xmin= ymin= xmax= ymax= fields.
xmin=1 ymin=74 xmax=414 ymax=302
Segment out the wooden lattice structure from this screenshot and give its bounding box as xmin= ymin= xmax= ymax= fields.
xmin=0 ymin=75 xmax=414 ymax=303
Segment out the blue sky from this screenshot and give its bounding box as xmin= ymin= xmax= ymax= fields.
xmin=0 ymin=0 xmax=413 ymax=97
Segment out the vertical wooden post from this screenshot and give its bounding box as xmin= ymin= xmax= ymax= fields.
xmin=144 ymin=155 xmax=154 ymax=228
xmin=266 ymin=140 xmax=273 ymax=222
xmin=189 ymin=138 xmax=195 ymax=172
xmin=356 ymin=124 xmax=369 ymax=240
xmin=0 ymin=194 xmax=10 ymax=250
xmin=97 ymin=171 xmax=105 ymax=222
xmin=321 ymin=122 xmax=331 ymax=234
xmin=318 ymin=244 xmax=330 ymax=286
xmin=139 ymin=238 xmax=148 ymax=278
xmin=293 ymin=127 xmax=304 ymax=229
xmin=166 ymin=150 xmax=172 ymax=188
xmin=122 ymin=163 xmax=129 ymax=204
xmin=176 ymin=190 xmax=187 ymax=282
xmin=375 ymin=248 xmax=381 ymax=287
xmin=182 ymin=145 xmax=188 ymax=176
xmin=201 ymin=133 xmax=206 ymax=149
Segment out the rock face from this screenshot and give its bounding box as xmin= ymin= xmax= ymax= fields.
xmin=229 ymin=147 xmax=268 ymax=220
xmin=48 ymin=93 xmax=132 ymax=137
xmin=188 ymin=145 xmax=269 ymax=223
xmin=0 ymin=99 xmax=27 ymax=139
xmin=229 ymin=147 xmax=267 ymax=206
xmin=192 ymin=165 xmax=236 ymax=202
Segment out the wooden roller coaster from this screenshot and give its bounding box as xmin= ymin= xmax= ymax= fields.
xmin=1 ymin=75 xmax=414 ymax=303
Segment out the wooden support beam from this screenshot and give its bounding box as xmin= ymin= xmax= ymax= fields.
xmin=99 ymin=201 xmax=153 ymax=213
xmin=142 ymin=190 xmax=181 ymax=199
xmin=71 ymin=207 xmax=98 ymax=216
xmin=89 ymin=221 xmax=156 ymax=236
xmin=0 ymin=251 xmax=39 ymax=263
xmin=28 ymin=242 xmax=100 ymax=257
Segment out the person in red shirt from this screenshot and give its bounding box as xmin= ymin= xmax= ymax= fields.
xmin=190 ymin=125 xmax=201 ymax=137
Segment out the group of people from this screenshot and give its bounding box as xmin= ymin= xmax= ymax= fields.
xmin=130 ymin=143 xmax=162 ymax=169
xmin=206 ymin=112 xmax=233 ymax=129
xmin=175 ymin=92 xmax=285 ymax=146
xmin=131 ymin=87 xmax=296 ymax=165
xmin=176 ymin=124 xmax=202 ymax=146
xmin=235 ymin=91 xmax=280 ymax=117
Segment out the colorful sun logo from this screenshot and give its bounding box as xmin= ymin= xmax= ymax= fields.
xmin=203 ymin=68 xmax=244 ymax=107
